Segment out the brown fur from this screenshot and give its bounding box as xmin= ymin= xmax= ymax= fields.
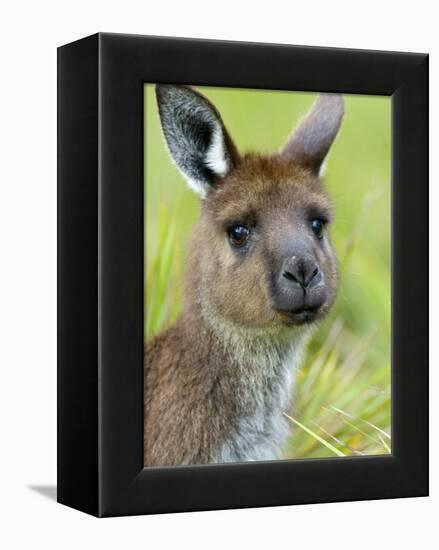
xmin=144 ymin=89 xmax=343 ymax=466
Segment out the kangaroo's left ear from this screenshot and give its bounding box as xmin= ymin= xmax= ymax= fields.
xmin=281 ymin=94 xmax=344 ymax=174
xmin=156 ymin=85 xmax=238 ymax=198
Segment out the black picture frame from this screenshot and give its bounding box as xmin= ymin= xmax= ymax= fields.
xmin=57 ymin=32 xmax=428 ymax=517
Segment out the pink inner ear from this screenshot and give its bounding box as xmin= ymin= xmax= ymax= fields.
xmin=281 ymin=94 xmax=344 ymax=172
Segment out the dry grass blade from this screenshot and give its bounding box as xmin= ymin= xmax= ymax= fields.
xmin=283 ymin=412 xmax=346 ymax=457
xmin=330 ymin=406 xmax=391 ymax=440
xmin=311 ymin=421 xmax=365 ymax=455
xmin=322 ymin=406 xmax=384 ymax=448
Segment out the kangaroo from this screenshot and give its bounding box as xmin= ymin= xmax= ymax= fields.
xmin=144 ymin=85 xmax=344 ymax=466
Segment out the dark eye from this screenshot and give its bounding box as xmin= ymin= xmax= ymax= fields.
xmin=310 ymin=218 xmax=325 ymax=239
xmin=228 ymin=224 xmax=250 ymax=247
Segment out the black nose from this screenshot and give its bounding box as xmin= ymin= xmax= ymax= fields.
xmin=282 ymin=255 xmax=321 ymax=290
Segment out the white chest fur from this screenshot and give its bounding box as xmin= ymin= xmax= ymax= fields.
xmin=214 ymin=336 xmax=305 ymax=463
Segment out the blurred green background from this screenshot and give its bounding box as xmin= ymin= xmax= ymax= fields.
xmin=144 ymin=84 xmax=391 ymax=459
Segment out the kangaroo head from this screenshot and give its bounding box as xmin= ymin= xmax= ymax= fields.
xmin=156 ymin=85 xmax=343 ymax=331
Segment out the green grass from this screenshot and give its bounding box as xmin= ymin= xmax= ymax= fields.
xmin=144 ymin=84 xmax=391 ymax=459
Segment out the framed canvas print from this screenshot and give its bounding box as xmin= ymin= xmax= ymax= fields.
xmin=58 ymin=33 xmax=428 ymax=517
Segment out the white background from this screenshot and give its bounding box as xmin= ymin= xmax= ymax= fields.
xmin=0 ymin=1 xmax=436 ymax=548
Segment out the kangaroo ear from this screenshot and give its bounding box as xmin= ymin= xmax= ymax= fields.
xmin=156 ymin=85 xmax=238 ymax=197
xmin=281 ymin=94 xmax=344 ymax=174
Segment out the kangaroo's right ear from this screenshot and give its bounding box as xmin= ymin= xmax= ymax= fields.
xmin=156 ymin=85 xmax=238 ymax=198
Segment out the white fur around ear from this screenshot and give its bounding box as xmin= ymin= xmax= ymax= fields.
xmin=177 ymin=172 xmax=208 ymax=198
xmin=181 ymin=121 xmax=230 ymax=198
xmin=205 ymin=123 xmax=229 ymax=178
xmin=318 ymin=157 xmax=328 ymax=177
